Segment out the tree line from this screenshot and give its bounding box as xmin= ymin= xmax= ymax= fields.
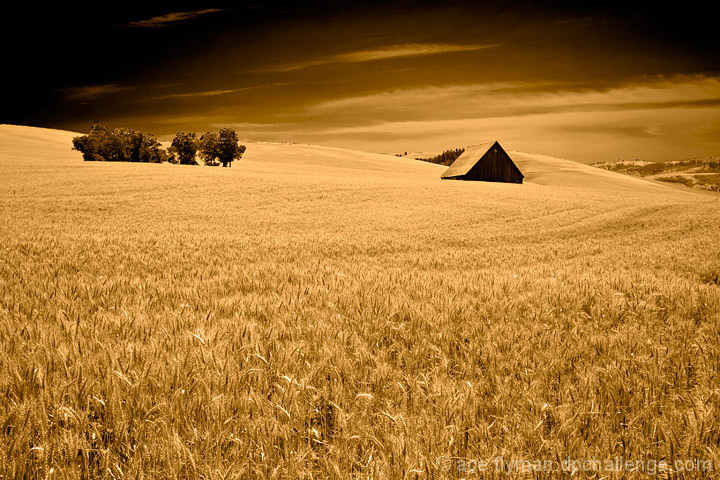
xmin=417 ymin=148 xmax=465 ymax=166
xmin=72 ymin=123 xmax=246 ymax=167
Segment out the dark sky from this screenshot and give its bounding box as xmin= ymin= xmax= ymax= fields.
xmin=3 ymin=1 xmax=719 ymax=162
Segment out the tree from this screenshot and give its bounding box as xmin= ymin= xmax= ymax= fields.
xmin=198 ymin=132 xmax=220 ymax=166
xmin=198 ymin=129 xmax=246 ymax=167
xmin=156 ymin=148 xmax=170 ymax=164
xmin=166 ymin=146 xmax=179 ymax=164
xmin=112 ymin=128 xmax=136 ymax=162
xmin=72 ymin=132 xmax=102 ymax=161
xmin=125 ymin=129 xmax=162 ymax=163
xmin=73 ymin=122 xmax=111 ymax=161
xmin=143 ymin=134 xmax=163 ymax=163
xmin=171 ymin=132 xmax=198 ymax=165
xmin=217 ymin=127 xmax=245 ymax=167
xmin=72 ymin=123 xmax=163 ymax=163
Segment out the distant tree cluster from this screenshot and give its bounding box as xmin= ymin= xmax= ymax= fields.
xmin=72 ymin=123 xmax=165 ymax=163
xmin=73 ymin=123 xmax=246 ymax=167
xmin=417 ymin=148 xmax=465 ymax=166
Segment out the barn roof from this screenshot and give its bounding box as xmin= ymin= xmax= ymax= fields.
xmin=440 ymin=142 xmax=497 ymax=179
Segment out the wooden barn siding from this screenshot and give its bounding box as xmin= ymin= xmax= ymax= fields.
xmin=463 ymin=149 xmax=523 ymax=183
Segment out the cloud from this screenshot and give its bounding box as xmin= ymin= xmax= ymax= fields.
xmin=153 ymin=88 xmax=253 ymax=100
xmin=119 ymin=9 xmax=223 ymax=28
xmin=209 ymin=122 xmax=285 ymax=131
xmin=149 ymin=83 xmax=295 ymax=101
xmin=59 ymin=84 xmax=134 ymax=101
xmin=262 ymin=43 xmax=500 ymax=72
xmin=305 ymin=76 xmax=720 ymax=122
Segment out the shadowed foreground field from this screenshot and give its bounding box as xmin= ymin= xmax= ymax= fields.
xmin=1 ymin=126 xmax=720 ymax=478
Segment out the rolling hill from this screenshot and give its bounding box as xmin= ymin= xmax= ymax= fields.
xmin=0 ymin=124 xmax=80 ymax=165
xmin=0 ymin=125 xmax=682 ymax=195
xmin=508 ymin=151 xmax=674 ymax=193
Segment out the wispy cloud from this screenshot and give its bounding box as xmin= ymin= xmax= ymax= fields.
xmin=59 ymin=84 xmax=134 ymax=101
xmin=262 ymin=43 xmax=500 ymax=72
xmin=150 ymin=83 xmax=294 ymax=101
xmin=210 ymin=122 xmax=284 ymax=130
xmin=154 ymin=88 xmax=251 ymax=100
xmin=119 ymin=9 xmax=223 ymax=28
xmin=305 ymin=76 xmax=720 ymax=121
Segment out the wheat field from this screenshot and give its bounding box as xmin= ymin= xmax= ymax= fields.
xmin=1 ymin=125 xmax=719 ymax=478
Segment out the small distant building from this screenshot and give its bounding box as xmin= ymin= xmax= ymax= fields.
xmin=441 ymin=141 xmax=524 ymax=184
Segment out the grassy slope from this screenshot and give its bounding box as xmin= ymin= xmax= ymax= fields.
xmin=1 ymin=125 xmax=720 ymax=478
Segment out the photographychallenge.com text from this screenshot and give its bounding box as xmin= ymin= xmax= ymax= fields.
xmin=436 ymin=455 xmax=713 ymax=476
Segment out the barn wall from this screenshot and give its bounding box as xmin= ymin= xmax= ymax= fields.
xmin=463 ymin=147 xmax=523 ymax=183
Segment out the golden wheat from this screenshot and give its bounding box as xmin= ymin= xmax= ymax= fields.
xmin=1 ymin=129 xmax=719 ymax=478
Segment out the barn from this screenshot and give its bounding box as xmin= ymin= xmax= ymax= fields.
xmin=440 ymin=141 xmax=524 ymax=184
